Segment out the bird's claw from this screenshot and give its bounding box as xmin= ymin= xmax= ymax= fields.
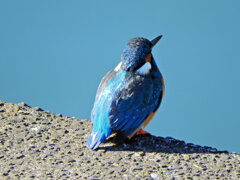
xmin=135 ymin=129 xmax=150 ymax=136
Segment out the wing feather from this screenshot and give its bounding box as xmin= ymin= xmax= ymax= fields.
xmin=109 ymin=73 xmax=162 ymax=137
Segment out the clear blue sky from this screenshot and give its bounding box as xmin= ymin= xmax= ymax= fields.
xmin=1 ymin=1 xmax=239 ymax=153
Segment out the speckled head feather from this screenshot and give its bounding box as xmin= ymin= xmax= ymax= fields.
xmin=121 ymin=37 xmax=152 ymax=71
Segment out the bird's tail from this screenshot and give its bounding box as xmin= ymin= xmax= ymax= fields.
xmin=86 ymin=131 xmax=109 ymax=150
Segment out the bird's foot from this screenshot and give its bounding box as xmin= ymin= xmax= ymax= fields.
xmin=135 ymin=129 xmax=150 ymax=136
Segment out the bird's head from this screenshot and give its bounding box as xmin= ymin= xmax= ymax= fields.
xmin=120 ymin=35 xmax=162 ymax=73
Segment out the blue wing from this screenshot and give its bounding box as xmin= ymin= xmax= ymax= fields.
xmin=86 ymin=69 xmax=127 ymax=150
xmin=109 ymin=72 xmax=163 ymax=138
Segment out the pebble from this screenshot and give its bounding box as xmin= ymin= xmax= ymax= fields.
xmin=41 ymin=120 xmax=51 ymax=125
xmin=31 ymin=126 xmax=42 ymax=131
xmin=151 ymin=173 xmax=158 ymax=179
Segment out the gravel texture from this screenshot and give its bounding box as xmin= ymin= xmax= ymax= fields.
xmin=0 ymin=100 xmax=239 ymax=179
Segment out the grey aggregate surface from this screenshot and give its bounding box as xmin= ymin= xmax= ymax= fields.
xmin=0 ymin=100 xmax=239 ymax=179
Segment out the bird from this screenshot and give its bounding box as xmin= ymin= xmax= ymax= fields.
xmin=86 ymin=35 xmax=165 ymax=150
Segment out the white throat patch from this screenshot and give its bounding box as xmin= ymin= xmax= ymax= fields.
xmin=136 ymin=62 xmax=152 ymax=75
xmin=114 ymin=62 xmax=122 ymax=72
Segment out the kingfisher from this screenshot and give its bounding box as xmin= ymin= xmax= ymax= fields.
xmin=86 ymin=35 xmax=165 ymax=150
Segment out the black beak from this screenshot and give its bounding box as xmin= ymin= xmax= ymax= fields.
xmin=151 ymin=35 xmax=162 ymax=47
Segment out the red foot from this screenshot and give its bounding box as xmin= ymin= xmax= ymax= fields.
xmin=135 ymin=129 xmax=150 ymax=136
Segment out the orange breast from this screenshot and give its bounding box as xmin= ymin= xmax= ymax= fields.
xmin=160 ymin=76 xmax=165 ymax=96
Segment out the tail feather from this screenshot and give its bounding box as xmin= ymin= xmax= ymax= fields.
xmin=86 ymin=132 xmax=107 ymax=150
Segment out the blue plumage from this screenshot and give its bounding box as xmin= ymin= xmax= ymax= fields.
xmin=86 ymin=35 xmax=164 ymax=150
